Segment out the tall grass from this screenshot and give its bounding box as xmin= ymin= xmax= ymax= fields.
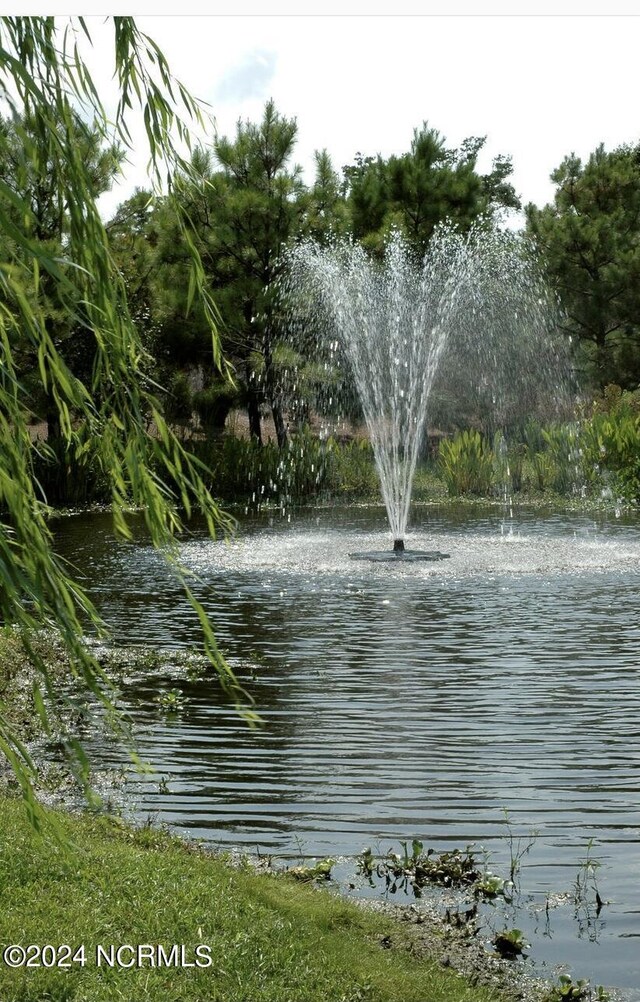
xmin=436 ymin=392 xmax=640 ymax=504
xmin=438 ymin=430 xmax=495 ymax=496
xmin=190 ymin=431 xmax=381 ymax=505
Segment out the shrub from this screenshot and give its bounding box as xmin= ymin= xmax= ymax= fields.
xmin=438 ymin=430 xmax=494 ymax=496
xmin=163 ymin=371 xmax=193 ymax=425
xmin=192 ymin=381 xmax=238 ymax=434
xmin=324 ymin=439 xmax=379 ymax=497
xmin=541 ymin=423 xmax=583 ymax=495
xmin=31 ymin=437 xmax=111 ymax=506
xmin=521 ymin=420 xmax=552 ymax=492
xmin=582 ymin=410 xmax=640 ymax=502
xmin=192 ymin=428 xmax=334 ymax=504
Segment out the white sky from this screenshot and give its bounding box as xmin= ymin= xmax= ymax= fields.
xmin=26 ymin=7 xmax=640 ymax=225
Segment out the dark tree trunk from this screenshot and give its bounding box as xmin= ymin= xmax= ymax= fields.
xmin=594 ymin=329 xmax=610 ymax=390
xmin=247 ymin=388 xmax=262 ymax=444
xmin=271 ymin=400 xmax=288 ymax=449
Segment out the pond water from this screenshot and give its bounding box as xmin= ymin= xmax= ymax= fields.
xmin=52 ymin=504 xmax=640 ymax=994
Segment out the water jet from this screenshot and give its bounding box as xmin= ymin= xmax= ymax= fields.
xmin=284 ymin=225 xmax=564 ymax=559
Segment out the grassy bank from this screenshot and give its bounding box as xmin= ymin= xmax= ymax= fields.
xmin=0 ymin=796 xmax=515 ymax=1002
xmin=0 ymin=633 xmax=518 ymax=1002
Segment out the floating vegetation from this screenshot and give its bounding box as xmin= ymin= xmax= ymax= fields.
xmin=155 ymin=687 xmax=187 ymax=713
xmin=357 ymin=841 xmax=484 ymax=896
xmin=354 ymin=833 xmax=611 ymax=993
xmin=542 ymin=975 xmax=610 ymax=1002
xmin=286 ymin=857 xmax=335 ymax=883
xmin=492 ymin=927 xmax=528 ymax=959
xmin=473 ymin=871 xmax=508 ymax=900
xmin=89 ymin=643 xmax=212 ymax=686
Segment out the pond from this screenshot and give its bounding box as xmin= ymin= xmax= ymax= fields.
xmin=52 ymin=504 xmax=640 ymax=995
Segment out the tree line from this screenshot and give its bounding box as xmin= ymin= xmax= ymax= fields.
xmin=113 ymin=103 xmax=640 ymax=440
xmin=6 ymin=95 xmax=639 ymax=456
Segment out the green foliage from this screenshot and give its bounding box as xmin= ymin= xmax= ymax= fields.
xmin=438 ymin=430 xmax=495 ymax=496
xmin=492 ymin=432 xmax=526 ymax=495
xmin=526 ymin=142 xmax=640 ymax=388
xmin=508 ymin=404 xmax=640 ymax=501
xmin=31 ymin=435 xmax=112 ymax=506
xmin=287 ymin=857 xmax=335 ymax=882
xmin=357 ymin=838 xmax=519 ymax=908
xmin=582 ymin=410 xmax=640 ymax=501
xmin=325 ymin=439 xmax=379 ymax=497
xmin=155 ymin=687 xmax=186 ymax=713
xmin=190 ymin=432 xmax=383 ymax=505
xmin=357 ymin=846 xmax=376 ymax=880
xmin=164 ymin=371 xmax=193 ymax=425
xmin=507 ymin=442 xmax=526 ymax=494
xmin=521 ymin=420 xmax=552 ymax=492
xmin=344 ymin=124 xmax=520 ymax=254
xmin=502 ymin=810 xmax=538 ymax=887
xmin=361 ymin=843 xmax=483 ymax=895
xmin=542 ymin=975 xmax=610 ymax=1002
xmin=0 ymin=16 xmax=251 ymax=816
xmin=304 ymin=149 xmax=350 ymax=243
xmin=192 ymin=380 xmax=237 ymax=433
xmin=573 ymin=839 xmax=604 ymax=914
xmin=576 ymin=387 xmax=640 ymax=501
xmin=492 ymin=928 xmax=528 ymax=959
xmin=473 ymin=871 xmax=507 ymax=899
xmin=541 ymin=424 xmax=583 ymax=495
xmin=436 ymin=404 xmax=639 ymax=502
xmin=192 ymin=428 xmax=331 ymax=504
xmin=591 ymin=381 xmax=640 ymax=418
xmin=189 ymin=403 xmax=634 ymax=507
xmin=155 ymin=100 xmax=308 ymax=446
xmin=0 ymin=110 xmax=124 ymax=443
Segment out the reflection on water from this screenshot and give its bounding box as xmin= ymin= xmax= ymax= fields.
xmin=52 ymin=505 xmax=640 ymax=991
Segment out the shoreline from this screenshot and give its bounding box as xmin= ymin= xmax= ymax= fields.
xmin=0 ymin=634 xmax=620 ymax=1002
xmin=0 ymin=790 xmax=539 ymax=1002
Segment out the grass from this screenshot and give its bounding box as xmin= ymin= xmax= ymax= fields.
xmin=0 ymin=796 xmax=510 ymax=1002
xmin=0 ymin=637 xmax=511 ymax=1002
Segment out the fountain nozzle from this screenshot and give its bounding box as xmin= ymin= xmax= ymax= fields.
xmin=393 ymin=539 xmax=405 ymax=554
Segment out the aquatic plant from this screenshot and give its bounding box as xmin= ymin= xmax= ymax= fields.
xmin=542 ymin=423 xmax=583 ymax=495
xmin=502 ymin=811 xmax=538 ymax=887
xmin=286 ymin=858 xmax=335 ymax=882
xmin=155 ymin=688 xmax=186 ymax=713
xmin=582 ymin=410 xmax=640 ymax=502
xmin=472 ymin=872 xmax=507 ymax=899
xmin=542 ymin=975 xmax=610 ymax=1002
xmin=438 ymin=429 xmax=495 ymax=496
xmin=492 ymin=927 xmax=528 ymax=959
xmin=357 ymin=842 xmax=483 ymax=896
xmin=574 ymin=839 xmax=603 ymax=912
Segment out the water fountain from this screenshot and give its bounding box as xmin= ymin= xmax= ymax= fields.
xmin=283 ymin=224 xmax=565 ymax=561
